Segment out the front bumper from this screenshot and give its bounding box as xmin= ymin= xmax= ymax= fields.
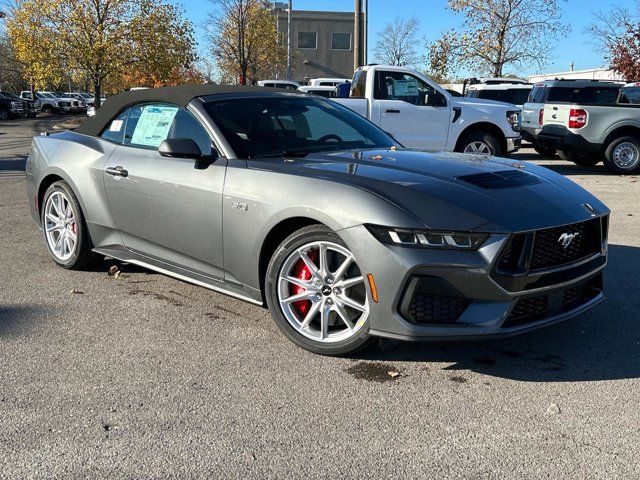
xmin=340 ymin=220 xmax=607 ymax=342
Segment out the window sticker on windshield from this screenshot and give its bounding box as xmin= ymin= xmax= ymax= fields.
xmin=109 ymin=119 xmax=123 ymax=132
xmin=130 ymin=105 xmax=179 ymax=147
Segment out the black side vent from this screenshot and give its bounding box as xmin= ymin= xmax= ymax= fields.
xmin=458 ymin=170 xmax=542 ymax=189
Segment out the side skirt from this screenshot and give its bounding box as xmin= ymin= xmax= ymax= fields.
xmin=93 ymin=245 xmax=264 ymax=307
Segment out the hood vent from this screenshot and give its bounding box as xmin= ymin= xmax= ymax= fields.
xmin=457 ymin=170 xmax=542 ymax=189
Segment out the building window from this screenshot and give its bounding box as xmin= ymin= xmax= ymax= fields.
xmin=332 ymin=32 xmax=351 ymax=51
xmin=297 ymin=31 xmax=317 ymax=50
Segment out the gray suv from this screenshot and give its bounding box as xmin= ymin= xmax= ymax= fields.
xmin=522 ymin=80 xmax=622 ymax=157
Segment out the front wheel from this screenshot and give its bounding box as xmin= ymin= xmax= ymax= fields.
xmin=41 ymin=181 xmax=96 ymax=269
xmin=457 ymin=131 xmax=501 ymax=156
xmin=603 ymin=136 xmax=640 ymax=174
xmin=557 ymin=150 xmax=600 ymax=167
xmin=265 ymin=225 xmax=372 ymax=356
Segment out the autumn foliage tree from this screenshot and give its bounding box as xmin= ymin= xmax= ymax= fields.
xmin=6 ymin=0 xmax=198 ymax=107
xmin=428 ymin=0 xmax=565 ymax=78
xmin=208 ymin=0 xmax=288 ymax=84
xmin=611 ymin=25 xmax=640 ymax=80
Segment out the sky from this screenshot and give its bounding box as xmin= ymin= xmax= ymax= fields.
xmin=183 ymin=0 xmax=637 ymax=77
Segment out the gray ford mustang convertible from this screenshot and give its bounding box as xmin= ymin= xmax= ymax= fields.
xmin=26 ymin=85 xmax=609 ymax=355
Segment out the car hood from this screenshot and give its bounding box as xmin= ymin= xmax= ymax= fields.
xmin=248 ymin=149 xmax=608 ymax=232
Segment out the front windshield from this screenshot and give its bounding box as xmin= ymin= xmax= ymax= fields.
xmin=203 ymin=96 xmax=395 ymax=159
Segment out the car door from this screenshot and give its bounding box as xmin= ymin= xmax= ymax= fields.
xmin=101 ymin=103 xmax=226 ymax=279
xmin=372 ymin=70 xmax=450 ymax=150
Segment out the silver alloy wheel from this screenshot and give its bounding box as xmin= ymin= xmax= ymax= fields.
xmin=612 ymin=142 xmax=640 ymax=170
xmin=277 ymin=241 xmax=369 ymax=343
xmin=463 ymin=141 xmax=492 ymax=154
xmin=44 ymin=191 xmax=78 ymax=261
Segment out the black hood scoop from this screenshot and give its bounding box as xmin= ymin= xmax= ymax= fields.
xmin=457 ymin=169 xmax=542 ymax=189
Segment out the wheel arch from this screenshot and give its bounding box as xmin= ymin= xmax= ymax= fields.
xmin=602 ymin=125 xmax=640 ymax=150
xmin=37 ymin=170 xmax=88 ymax=224
xmin=455 ymin=121 xmax=507 ymax=154
xmin=258 ymin=217 xmax=327 ymax=302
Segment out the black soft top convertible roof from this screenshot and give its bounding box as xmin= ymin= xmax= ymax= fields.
xmin=75 ymin=84 xmax=298 ymax=137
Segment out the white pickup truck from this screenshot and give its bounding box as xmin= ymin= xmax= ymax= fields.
xmin=332 ymin=65 xmax=522 ymax=155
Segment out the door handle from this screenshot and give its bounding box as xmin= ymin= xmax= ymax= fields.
xmin=385 ymin=109 xmax=401 ymax=114
xmin=106 ymin=166 xmax=128 ymax=177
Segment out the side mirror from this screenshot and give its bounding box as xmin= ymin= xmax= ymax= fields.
xmin=159 ymin=138 xmax=203 ymax=159
xmin=425 ymin=92 xmax=447 ymax=107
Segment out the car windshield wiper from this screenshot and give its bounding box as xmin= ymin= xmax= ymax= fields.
xmin=252 ymin=150 xmax=310 ymax=159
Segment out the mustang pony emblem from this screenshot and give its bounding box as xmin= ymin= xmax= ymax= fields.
xmin=558 ymin=232 xmax=579 ymax=249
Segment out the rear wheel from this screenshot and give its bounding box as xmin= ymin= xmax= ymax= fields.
xmin=0 ymin=109 xmax=9 ymax=121
xmin=41 ymin=181 xmax=96 ymax=269
xmin=557 ymin=150 xmax=600 ymax=167
xmin=603 ymin=136 xmax=640 ymax=174
xmin=457 ymin=131 xmax=501 ymax=156
xmin=265 ymin=225 xmax=372 ymax=356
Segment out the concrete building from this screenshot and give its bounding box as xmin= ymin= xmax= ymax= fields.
xmin=527 ymin=68 xmax=625 ymax=83
xmin=274 ymin=8 xmax=361 ymax=83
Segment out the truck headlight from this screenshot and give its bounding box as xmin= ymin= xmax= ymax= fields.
xmin=11 ymin=101 xmax=20 ymax=108
xmin=366 ymin=225 xmax=488 ymax=250
xmin=507 ymin=110 xmax=521 ymax=132
xmin=55 ymin=101 xmax=61 ymax=107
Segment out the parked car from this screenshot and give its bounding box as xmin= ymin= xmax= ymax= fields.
xmin=297 ymin=85 xmax=337 ymax=97
xmin=257 ymin=80 xmax=300 ymax=90
xmin=521 ymin=79 xmax=623 ymax=157
xmin=21 ymin=91 xmax=74 ymax=114
xmin=308 ymin=78 xmax=351 ymax=87
xmin=51 ymin=92 xmax=87 ymax=113
xmin=65 ymin=92 xmax=94 ymax=108
xmin=0 ymin=92 xmax=35 ymax=119
xmin=27 ymin=85 xmax=608 ymax=355
xmin=463 ymin=77 xmax=533 ymax=108
xmin=333 ymin=65 xmax=522 ymax=155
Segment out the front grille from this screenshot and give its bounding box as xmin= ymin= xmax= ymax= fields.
xmin=502 ymin=274 xmax=602 ymax=329
xmin=408 ymin=293 xmax=471 ymax=324
xmin=458 ymin=170 xmax=542 ymax=189
xmin=529 ymin=219 xmax=601 ymax=270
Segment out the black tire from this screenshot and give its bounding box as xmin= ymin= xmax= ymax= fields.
xmin=532 ymin=143 xmax=557 ymax=157
xmin=456 ymin=131 xmax=501 ymax=156
xmin=603 ymin=135 xmax=640 ymax=175
xmin=0 ymin=109 xmax=9 ymax=121
xmin=41 ymin=181 xmax=97 ymax=269
xmin=265 ymin=224 xmax=373 ymax=356
xmin=557 ymin=150 xmax=600 ymax=167
xmin=41 ymin=104 xmax=53 ymax=113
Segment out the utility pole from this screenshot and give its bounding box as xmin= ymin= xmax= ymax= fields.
xmin=354 ymin=0 xmax=362 ymax=71
xmin=287 ymin=0 xmax=292 ymax=81
xmin=363 ymin=0 xmax=368 ymax=65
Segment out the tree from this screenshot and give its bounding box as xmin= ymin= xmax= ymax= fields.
xmin=588 ymin=4 xmax=640 ymax=78
xmin=428 ymin=0 xmax=566 ymax=78
xmin=6 ymin=0 xmax=198 ymax=107
xmin=374 ymin=17 xmax=421 ymax=67
xmin=208 ymin=0 xmax=288 ymax=84
xmin=610 ymin=25 xmax=640 ymax=80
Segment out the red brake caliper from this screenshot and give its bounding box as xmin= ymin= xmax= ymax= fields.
xmin=291 ymin=249 xmax=318 ymax=316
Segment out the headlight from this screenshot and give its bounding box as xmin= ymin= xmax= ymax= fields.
xmin=366 ymin=225 xmax=488 ymax=250
xmin=55 ymin=101 xmax=61 ymax=107
xmin=11 ymin=101 xmax=20 ymax=108
xmin=507 ymin=110 xmax=521 ymax=131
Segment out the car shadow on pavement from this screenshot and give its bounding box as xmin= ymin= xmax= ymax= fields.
xmin=356 ymin=244 xmax=640 ymax=383
xmin=0 ymin=306 xmax=47 ymax=337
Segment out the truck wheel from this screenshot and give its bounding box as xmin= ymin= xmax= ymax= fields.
xmin=41 ymin=104 xmax=53 ymax=113
xmin=0 ymin=109 xmax=9 ymax=121
xmin=603 ymin=136 xmax=640 ymax=174
xmin=557 ymin=150 xmax=600 ymax=167
xmin=457 ymin=132 xmax=500 ymax=156
xmin=532 ymin=143 xmax=556 ymax=157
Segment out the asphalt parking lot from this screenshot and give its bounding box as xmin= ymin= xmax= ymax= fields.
xmin=1 ymin=116 xmax=639 ymax=478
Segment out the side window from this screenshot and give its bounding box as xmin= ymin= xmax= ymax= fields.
xmin=350 ymin=70 xmax=366 ymax=98
xmin=100 ymin=108 xmax=130 ymax=144
xmin=167 ymin=108 xmax=213 ymax=156
xmin=375 ymin=71 xmax=436 ymax=106
xmin=123 ymin=103 xmax=212 ymax=154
